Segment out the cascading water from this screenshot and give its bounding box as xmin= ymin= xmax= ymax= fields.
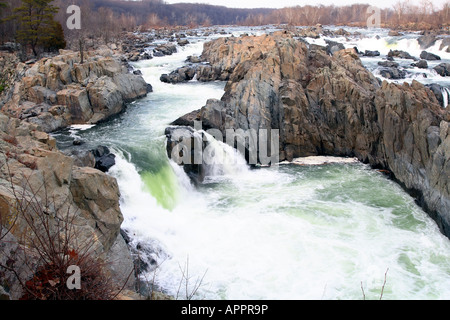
xmin=55 ymin=26 xmax=450 ymax=300
xmin=201 ymin=130 xmax=250 ymax=179
xmin=442 ymin=87 xmax=449 ymax=108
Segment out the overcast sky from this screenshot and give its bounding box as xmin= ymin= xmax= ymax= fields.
xmin=164 ymin=0 xmax=449 ymax=9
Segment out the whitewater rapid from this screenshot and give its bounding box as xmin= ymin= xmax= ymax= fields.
xmin=60 ymin=26 xmax=450 ymax=300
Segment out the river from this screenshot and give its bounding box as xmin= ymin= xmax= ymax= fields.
xmin=54 ymin=26 xmax=450 ymax=300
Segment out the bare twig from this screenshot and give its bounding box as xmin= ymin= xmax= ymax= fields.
xmin=361 ymin=281 xmax=366 ymax=300
xmin=176 ymin=256 xmax=208 ymax=300
xmin=380 ymin=268 xmax=389 ymax=300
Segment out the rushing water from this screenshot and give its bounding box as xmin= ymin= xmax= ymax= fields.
xmin=54 ymin=26 xmax=450 ymax=300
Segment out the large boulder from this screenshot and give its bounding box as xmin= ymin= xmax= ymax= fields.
xmin=70 ymin=166 xmax=123 ymax=251
xmin=388 ymin=49 xmax=416 ymax=60
xmin=112 ymin=73 xmax=148 ymax=102
xmin=420 ymin=50 xmax=441 ymax=61
xmin=434 ymin=63 xmax=450 ymax=77
xmin=418 ymin=34 xmax=437 ymax=49
xmin=2 ymin=49 xmax=150 ymax=132
xmin=92 ymin=145 xmax=116 ymax=172
xmin=87 ymin=76 xmax=124 ymax=123
xmin=56 ymin=86 xmax=93 ymax=123
xmin=165 ymin=126 xmax=206 ymax=184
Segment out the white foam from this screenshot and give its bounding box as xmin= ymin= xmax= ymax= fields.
xmin=279 ymin=156 xmax=360 ymax=166
xmin=69 ymin=124 xmax=96 ymax=131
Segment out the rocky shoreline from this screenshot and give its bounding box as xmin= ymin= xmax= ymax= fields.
xmin=1 ymin=47 xmax=150 ymax=133
xmin=166 ymin=31 xmax=450 ymax=240
xmin=0 ymin=42 xmax=157 ymax=299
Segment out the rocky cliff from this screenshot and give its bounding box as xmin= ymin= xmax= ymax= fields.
xmin=0 ymin=113 xmax=135 ymax=299
xmin=168 ymin=31 xmax=450 ymax=238
xmin=1 ymin=47 xmax=150 ymax=133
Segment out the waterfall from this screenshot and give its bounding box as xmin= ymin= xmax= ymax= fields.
xmin=442 ymin=87 xmax=450 ymax=109
xmin=201 ymin=130 xmax=250 ymax=179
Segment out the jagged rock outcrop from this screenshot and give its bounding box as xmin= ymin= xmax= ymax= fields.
xmin=388 ymin=49 xmax=416 ymax=60
xmin=1 ymin=49 xmax=150 ymax=132
xmin=0 ymin=113 xmax=135 ymax=299
xmin=420 ymin=50 xmax=441 ymax=61
xmin=434 ymin=63 xmax=450 ymax=77
xmin=167 ymin=32 xmax=450 ymax=238
xmin=165 ymin=126 xmax=207 ymax=184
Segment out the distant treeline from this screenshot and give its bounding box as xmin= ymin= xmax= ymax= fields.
xmin=1 ymin=0 xmax=449 ymax=49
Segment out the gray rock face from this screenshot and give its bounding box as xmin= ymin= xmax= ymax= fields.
xmin=2 ymin=49 xmax=150 ymax=132
xmin=434 ymin=63 xmax=450 ymax=77
xmin=412 ymin=60 xmax=428 ymax=69
xmin=167 ymin=32 xmax=450 ymax=239
xmin=388 ymin=49 xmax=416 ymax=60
xmin=0 ymin=114 xmax=135 ymax=298
xmin=379 ymin=67 xmax=406 ymax=79
xmin=418 ymin=34 xmax=437 ymax=49
xmin=165 ymin=126 xmax=207 ymax=184
xmin=420 ymin=50 xmax=441 ymax=61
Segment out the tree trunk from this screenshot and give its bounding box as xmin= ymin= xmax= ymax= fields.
xmin=31 ymin=44 xmax=37 ymax=57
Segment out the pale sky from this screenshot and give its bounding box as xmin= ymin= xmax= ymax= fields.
xmin=164 ymin=0 xmax=449 ymax=9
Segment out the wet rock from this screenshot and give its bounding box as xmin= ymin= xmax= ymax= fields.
xmin=364 ymin=50 xmax=380 ymax=57
xmin=420 ymin=51 xmax=441 ymax=61
xmin=177 ymin=39 xmax=189 ymax=46
xmin=379 ymin=67 xmax=406 ymax=79
xmin=325 ymin=40 xmax=345 ymax=55
xmin=388 ymin=49 xmax=416 ymax=60
xmin=92 ymin=145 xmax=116 ymax=172
xmin=154 ymin=43 xmax=177 ymax=56
xmin=433 ymin=63 xmax=450 ymax=77
xmin=170 ymin=109 xmax=200 ymax=127
xmin=411 ymin=59 xmax=428 ymax=69
xmin=418 ymin=34 xmax=437 ymax=49
xmin=378 ymin=60 xmax=399 ymax=68
xmin=160 ymin=66 xmax=197 ymax=84
xmin=165 ymin=126 xmax=206 ymax=184
xmin=333 ymin=28 xmax=351 ymax=36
